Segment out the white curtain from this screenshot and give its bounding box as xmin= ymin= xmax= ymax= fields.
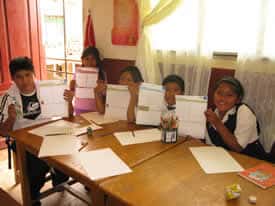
xmin=137 ymin=0 xmax=275 ymax=151
xmin=235 ymin=59 xmax=275 ymax=153
xmin=136 ymin=0 xmax=211 ymax=95
xmin=155 ymin=50 xmax=211 ymax=95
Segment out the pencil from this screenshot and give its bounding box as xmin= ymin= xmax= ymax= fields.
xmin=45 ymin=133 xmax=68 ymax=136
xmin=78 ymin=142 xmax=88 ymax=152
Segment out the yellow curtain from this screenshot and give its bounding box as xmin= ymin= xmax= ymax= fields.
xmin=136 ymin=0 xmax=183 ymax=83
xmin=143 ymin=0 xmax=183 ymax=26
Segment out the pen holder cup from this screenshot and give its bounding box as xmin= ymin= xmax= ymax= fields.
xmin=161 ymin=128 xmax=178 ymax=143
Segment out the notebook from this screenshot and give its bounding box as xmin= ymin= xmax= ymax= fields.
xmin=238 ymin=163 xmax=275 ymax=189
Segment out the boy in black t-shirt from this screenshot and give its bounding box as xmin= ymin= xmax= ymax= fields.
xmin=0 ymin=57 xmax=69 ymax=206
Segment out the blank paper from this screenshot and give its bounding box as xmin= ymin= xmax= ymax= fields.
xmin=79 ymin=148 xmax=132 ymax=180
xmin=38 ymin=135 xmax=78 ymax=157
xmin=114 ymin=128 xmax=161 ymax=145
xmin=190 ymin=146 xmax=244 ymax=174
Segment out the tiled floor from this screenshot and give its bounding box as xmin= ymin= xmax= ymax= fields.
xmin=0 ymin=149 xmax=91 ymax=205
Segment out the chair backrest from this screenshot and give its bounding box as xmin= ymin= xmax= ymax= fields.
xmin=270 ymin=143 xmax=275 ymax=163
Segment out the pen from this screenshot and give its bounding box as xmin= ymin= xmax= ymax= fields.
xmin=45 ymin=133 xmax=68 ymax=136
xmin=78 ymin=142 xmax=88 ymax=152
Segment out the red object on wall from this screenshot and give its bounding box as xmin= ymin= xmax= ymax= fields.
xmin=84 ymin=12 xmax=96 ymax=48
xmin=0 ymin=0 xmax=46 ymax=93
xmin=102 ymin=58 xmax=135 ymax=84
xmin=112 ymin=0 xmax=139 ymax=46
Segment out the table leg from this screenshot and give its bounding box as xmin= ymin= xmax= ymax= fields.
xmin=12 ymin=150 xmax=20 ymax=184
xmin=17 ymin=142 xmax=32 ymax=206
xmin=89 ymin=186 xmax=106 ymax=206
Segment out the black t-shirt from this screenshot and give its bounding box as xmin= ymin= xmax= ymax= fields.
xmin=21 ymin=92 xmax=41 ymax=120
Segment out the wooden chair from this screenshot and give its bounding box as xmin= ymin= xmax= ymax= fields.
xmin=269 ymin=142 xmax=275 ymax=163
xmin=0 ymin=188 xmax=21 ymax=206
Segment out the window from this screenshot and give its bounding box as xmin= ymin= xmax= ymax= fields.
xmin=40 ymin=0 xmax=83 ymax=81
xmin=150 ymin=0 xmax=275 ymax=58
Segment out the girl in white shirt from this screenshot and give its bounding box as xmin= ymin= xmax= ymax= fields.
xmin=205 ymin=76 xmax=266 ymax=160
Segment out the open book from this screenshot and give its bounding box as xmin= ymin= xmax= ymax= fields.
xmin=238 ymin=163 xmax=275 ymax=189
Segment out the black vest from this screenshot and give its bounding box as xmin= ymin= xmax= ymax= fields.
xmin=206 ymin=103 xmax=265 ymax=159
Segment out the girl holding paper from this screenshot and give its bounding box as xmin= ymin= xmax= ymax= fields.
xmin=94 ymin=66 xmax=143 ymax=122
xmin=162 ymin=74 xmax=185 ymax=110
xmin=64 ymin=46 xmax=105 ymax=116
xmin=205 ymin=76 xmax=266 ymax=160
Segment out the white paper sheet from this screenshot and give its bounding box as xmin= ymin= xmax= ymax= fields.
xmin=75 ymin=87 xmax=94 ymax=99
xmin=29 ymin=120 xmax=80 ymax=137
xmin=114 ymin=128 xmax=161 ymax=145
xmin=176 ymin=96 xmax=207 ymax=139
xmin=190 ymin=146 xmax=244 ymax=174
xmin=75 ymin=67 xmax=98 ymax=87
xmin=136 ymin=83 xmax=164 ymax=126
xmin=79 ymin=148 xmax=132 ymax=180
xmin=75 ymin=67 xmax=98 ymax=99
xmin=80 ymin=112 xmax=119 ymax=124
xmin=39 ymin=80 xmax=68 ymax=118
xmin=39 ymin=135 xmax=78 ymax=157
xmin=104 ymin=84 xmax=130 ymax=120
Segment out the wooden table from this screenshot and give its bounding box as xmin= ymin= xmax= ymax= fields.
xmin=11 ymin=116 xmax=187 ymax=206
xmin=100 ymin=139 xmax=275 ymax=206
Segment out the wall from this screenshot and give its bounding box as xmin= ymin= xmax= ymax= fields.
xmin=83 ymin=0 xmax=137 ymax=61
xmin=0 ymin=0 xmax=46 ymax=92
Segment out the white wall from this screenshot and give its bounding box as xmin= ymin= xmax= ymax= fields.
xmin=83 ymin=0 xmax=137 ymax=60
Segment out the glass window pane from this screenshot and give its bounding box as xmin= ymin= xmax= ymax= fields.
xmin=40 ymin=0 xmax=65 ymax=59
xmin=65 ymin=0 xmax=83 ymax=60
xmin=40 ymin=0 xmax=83 ymax=80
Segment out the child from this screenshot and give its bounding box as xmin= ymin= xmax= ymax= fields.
xmin=0 ymin=57 xmax=69 ymax=206
xmin=94 ymin=66 xmax=144 ymax=122
xmin=204 ymin=76 xmax=266 ymax=160
xmin=162 ymin=74 xmax=185 ymax=110
xmin=64 ymin=46 xmax=105 ymax=116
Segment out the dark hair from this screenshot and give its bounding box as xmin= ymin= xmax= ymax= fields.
xmin=81 ymin=46 xmax=105 ymax=80
xmin=162 ymin=74 xmax=185 ymax=93
xmin=9 ymin=56 xmax=34 ymax=77
xmin=120 ymin=66 xmax=144 ymax=83
xmin=214 ymin=76 xmax=245 ymax=101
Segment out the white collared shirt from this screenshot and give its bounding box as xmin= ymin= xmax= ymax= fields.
xmin=0 ymin=82 xmax=51 ymax=130
xmin=205 ymin=104 xmax=259 ymax=149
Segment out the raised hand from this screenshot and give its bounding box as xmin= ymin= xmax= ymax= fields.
xmin=63 ymin=89 xmax=75 ymax=102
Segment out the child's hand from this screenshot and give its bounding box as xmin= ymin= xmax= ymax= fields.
xmin=128 ymin=82 xmax=140 ymax=98
xmin=94 ymin=80 xmax=107 ymax=96
xmin=63 ymin=89 xmax=74 ymax=102
xmin=8 ymin=104 xmax=17 ymax=120
xmin=204 ymin=109 xmax=222 ymax=127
